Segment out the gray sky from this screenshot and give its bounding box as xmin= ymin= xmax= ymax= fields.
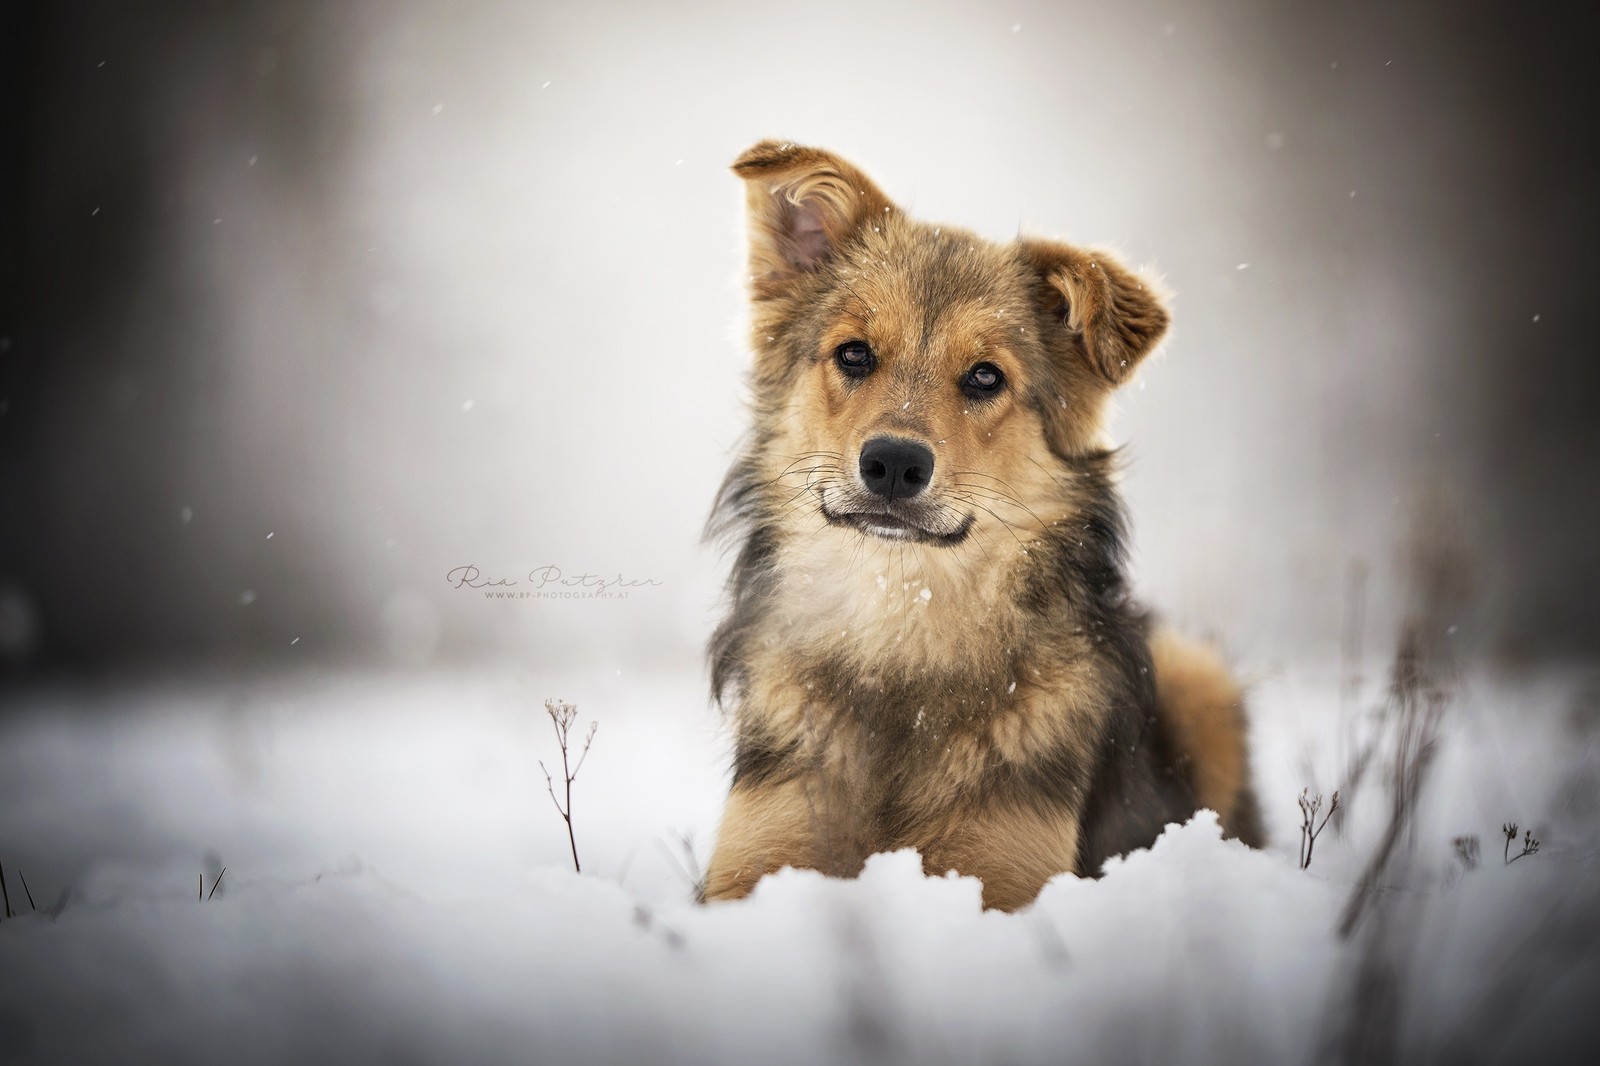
xmin=3 ymin=0 xmax=1597 ymax=678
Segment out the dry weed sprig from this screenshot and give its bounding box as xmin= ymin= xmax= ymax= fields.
xmin=633 ymin=904 xmax=687 ymax=950
xmin=539 ymin=698 xmax=598 ymax=874
xmin=656 ymin=831 xmax=707 ymax=903
xmin=1442 ymin=834 xmax=1482 ymax=892
xmin=1323 ymin=492 xmax=1478 ymax=1059
xmin=1333 ymin=562 xmax=1369 ymax=839
xmin=1502 ymin=823 xmax=1540 ymax=865
xmin=1337 ymin=621 xmax=1447 ymax=939
xmin=1299 ymin=788 xmax=1342 ymax=870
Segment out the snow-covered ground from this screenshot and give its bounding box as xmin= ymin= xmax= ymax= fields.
xmin=1 ymin=658 xmax=1597 ymax=1064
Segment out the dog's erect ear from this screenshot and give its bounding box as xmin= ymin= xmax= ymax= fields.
xmin=1019 ymin=239 xmax=1170 ymax=386
xmin=732 ymin=140 xmax=895 ymax=292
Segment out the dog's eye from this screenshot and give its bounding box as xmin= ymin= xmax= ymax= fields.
xmin=961 ymin=362 xmax=1004 ymax=395
xmin=834 ymin=342 xmax=876 ymax=378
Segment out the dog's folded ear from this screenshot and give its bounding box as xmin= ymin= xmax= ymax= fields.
xmin=1019 ymin=239 xmax=1171 ymax=386
xmin=732 ymin=140 xmax=895 ymax=294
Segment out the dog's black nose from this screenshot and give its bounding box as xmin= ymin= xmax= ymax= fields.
xmin=859 ymin=436 xmax=935 ymax=500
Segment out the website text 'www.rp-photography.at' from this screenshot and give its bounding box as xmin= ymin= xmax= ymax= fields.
xmin=445 ymin=565 xmax=664 ymax=601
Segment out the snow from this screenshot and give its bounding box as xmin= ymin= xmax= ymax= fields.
xmin=1 ymin=663 xmax=1597 ymax=1063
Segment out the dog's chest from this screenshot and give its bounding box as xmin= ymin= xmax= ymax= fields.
xmin=771 ymin=528 xmax=1024 ymax=668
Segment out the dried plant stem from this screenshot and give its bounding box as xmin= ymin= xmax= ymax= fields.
xmin=1338 ymin=623 xmax=1445 ymax=939
xmin=540 ymin=699 xmax=598 ymax=874
xmin=656 ymin=832 xmax=707 ymax=902
xmin=1333 ymin=562 xmax=1368 ymax=838
xmin=1339 ymin=561 xmax=1368 ymax=719
xmin=1502 ymin=823 xmax=1540 ymax=865
xmin=1298 ymin=789 xmax=1342 ymax=870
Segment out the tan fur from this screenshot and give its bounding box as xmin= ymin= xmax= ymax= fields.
xmin=1018 ymin=238 xmax=1173 ymax=387
xmin=917 ymin=803 xmax=1082 ymax=912
xmin=704 ymin=141 xmax=1261 ymax=910
xmin=1149 ymin=630 xmax=1250 ymax=828
xmin=702 ymin=777 xmax=864 ymax=901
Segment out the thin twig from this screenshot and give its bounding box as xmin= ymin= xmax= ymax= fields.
xmin=18 ymin=869 xmax=36 ymax=911
xmin=1298 ymin=789 xmax=1341 ymax=870
xmin=1299 ymin=791 xmax=1317 ymax=870
xmin=207 ymin=867 xmax=228 ymax=900
xmin=1333 ymin=561 xmax=1368 ymax=839
xmin=1503 ymin=823 xmax=1540 ymax=865
xmin=1311 ymin=791 xmax=1340 ymax=867
xmin=0 ymin=860 xmax=12 ymax=919
xmin=655 ymin=832 xmax=707 ymax=901
xmin=540 ymin=699 xmax=596 ymax=874
xmin=1338 ymin=623 xmax=1445 ymax=939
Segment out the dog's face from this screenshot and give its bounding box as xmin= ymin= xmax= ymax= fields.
xmin=730 ymin=141 xmax=1169 ymax=603
xmin=779 ymin=227 xmax=1044 ymax=549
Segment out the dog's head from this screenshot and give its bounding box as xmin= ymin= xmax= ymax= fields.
xmin=730 ymin=139 xmax=1168 ymax=554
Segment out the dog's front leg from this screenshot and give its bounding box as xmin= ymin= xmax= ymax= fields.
xmin=915 ymin=802 xmax=1082 ymax=912
xmin=702 ymin=772 xmax=869 ymax=902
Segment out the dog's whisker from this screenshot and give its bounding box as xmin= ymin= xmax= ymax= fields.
xmin=766 ymin=453 xmax=844 ymax=480
xmin=763 ymin=465 xmax=839 ymax=491
xmin=945 ymin=483 xmax=1050 ymax=532
xmin=953 ymin=500 xmax=1033 ymax=547
xmin=773 ymin=479 xmax=841 ymax=518
xmin=947 ymin=483 xmax=1049 ymax=524
xmin=945 ymin=470 xmax=1041 ymax=509
xmin=1024 ymin=454 xmax=1077 ymax=489
xmin=953 ymin=480 xmax=1056 ymax=531
xmin=950 ymin=496 xmax=1031 ymax=550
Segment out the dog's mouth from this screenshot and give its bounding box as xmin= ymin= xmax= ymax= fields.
xmin=819 ymin=500 xmax=974 ymax=546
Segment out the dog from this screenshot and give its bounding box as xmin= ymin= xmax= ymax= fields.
xmin=701 ymin=140 xmax=1264 ymax=911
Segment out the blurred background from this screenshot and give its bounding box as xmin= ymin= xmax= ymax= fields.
xmin=3 ymin=0 xmax=1598 ymax=689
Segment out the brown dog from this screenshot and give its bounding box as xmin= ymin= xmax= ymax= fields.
xmin=702 ymin=141 xmax=1263 ymax=911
